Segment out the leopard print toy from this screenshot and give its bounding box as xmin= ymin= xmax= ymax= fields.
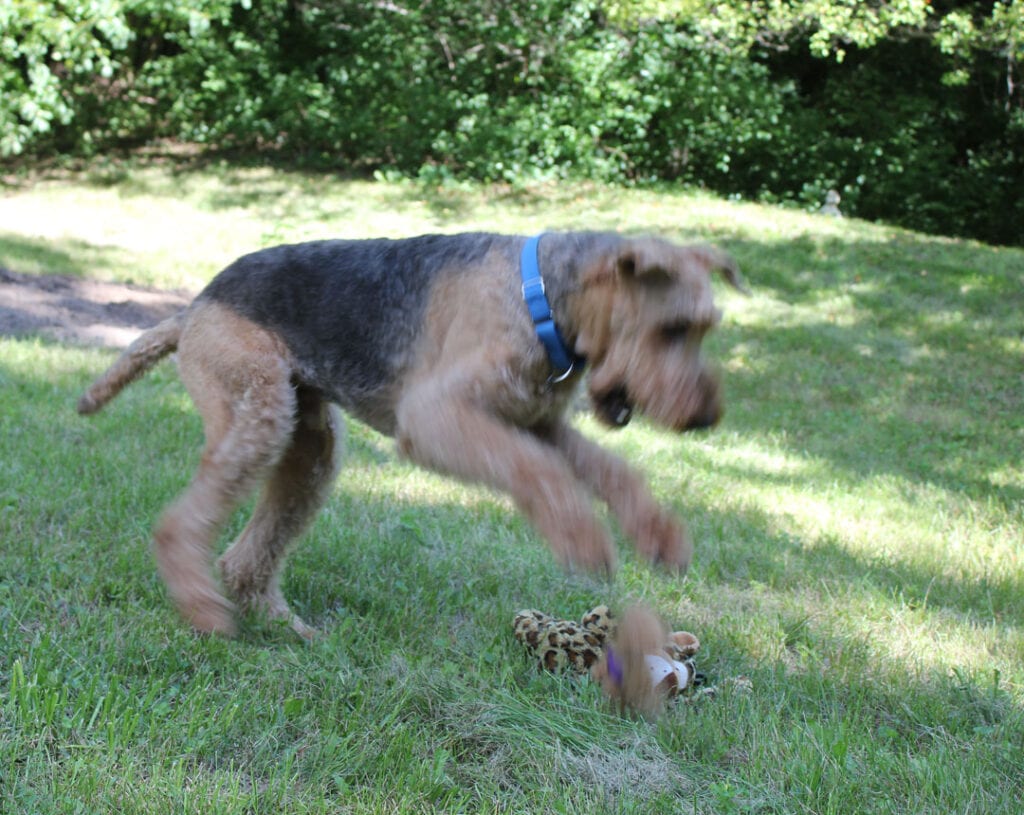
xmin=513 ymin=605 xmax=702 ymax=711
xmin=512 ymin=605 xmax=617 ymax=673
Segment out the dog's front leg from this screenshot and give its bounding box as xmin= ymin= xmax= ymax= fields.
xmin=541 ymin=420 xmax=692 ymax=572
xmin=395 ymin=387 xmax=616 ymax=574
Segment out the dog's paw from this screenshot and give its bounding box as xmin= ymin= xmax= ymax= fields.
xmin=549 ymin=515 xmax=617 ymax=577
xmin=635 ymin=512 xmax=692 ymax=573
xmin=179 ymin=591 xmax=237 ymax=637
xmin=568 ymin=544 xmax=617 ymax=578
xmin=524 ymin=481 xmax=617 ymax=576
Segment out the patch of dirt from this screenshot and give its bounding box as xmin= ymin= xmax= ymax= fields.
xmin=0 ymin=266 xmax=191 ymax=348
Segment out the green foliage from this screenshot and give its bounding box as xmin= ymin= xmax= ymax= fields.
xmin=416 ymin=8 xmax=793 ymax=185
xmin=0 ymin=0 xmax=132 ymax=155
xmin=626 ymin=27 xmax=794 ymax=190
xmin=1 ymin=0 xmax=1022 ymax=244
xmin=684 ymin=0 xmax=935 ymax=61
xmin=754 ymin=21 xmax=1024 ymax=245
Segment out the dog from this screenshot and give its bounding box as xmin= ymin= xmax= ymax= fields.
xmin=78 ymin=232 xmax=744 ymax=637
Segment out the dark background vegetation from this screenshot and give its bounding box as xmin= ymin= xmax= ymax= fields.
xmin=3 ymin=1 xmax=1022 ymax=246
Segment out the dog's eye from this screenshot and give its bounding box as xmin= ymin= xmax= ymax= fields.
xmin=659 ymin=322 xmax=691 ymax=342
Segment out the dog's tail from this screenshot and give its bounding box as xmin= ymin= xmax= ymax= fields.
xmin=607 ymin=605 xmax=668 ymax=718
xmin=77 ymin=311 xmax=186 ymax=415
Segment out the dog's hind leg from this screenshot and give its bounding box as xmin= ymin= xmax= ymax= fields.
xmin=541 ymin=420 xmax=692 ymax=572
xmin=218 ymin=387 xmax=343 ymax=638
xmin=154 ymin=304 xmax=298 ymax=636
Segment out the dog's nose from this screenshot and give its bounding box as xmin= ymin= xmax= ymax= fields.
xmin=682 ymin=371 xmax=722 ymax=431
xmin=683 ymin=404 xmax=721 ymax=431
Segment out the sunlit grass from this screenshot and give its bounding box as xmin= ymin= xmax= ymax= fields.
xmin=2 ymin=161 xmax=1022 ymax=813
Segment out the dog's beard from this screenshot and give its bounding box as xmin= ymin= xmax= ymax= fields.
xmin=591 ymin=384 xmax=633 ymax=428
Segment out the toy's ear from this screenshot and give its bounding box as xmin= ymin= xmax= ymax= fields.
xmin=670 ymin=631 xmax=700 ymax=656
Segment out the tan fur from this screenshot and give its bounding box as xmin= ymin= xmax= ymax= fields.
xmin=77 ymin=312 xmax=185 ymax=414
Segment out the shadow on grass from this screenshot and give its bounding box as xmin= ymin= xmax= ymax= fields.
xmin=706 ymin=234 xmax=1023 ymax=513
xmin=4 ymin=345 xmax=1022 ymax=813
xmin=0 ymin=232 xmax=135 ymax=280
xmin=724 ymin=231 xmax=1022 ymax=307
xmin=61 ymin=152 xmax=623 ymax=229
xmin=689 ymin=492 xmax=1024 ymax=622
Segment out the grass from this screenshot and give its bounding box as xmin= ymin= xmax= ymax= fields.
xmin=2 ymin=159 xmax=1023 ymax=813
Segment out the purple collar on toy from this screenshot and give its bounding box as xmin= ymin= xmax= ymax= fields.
xmin=605 ymin=646 xmax=624 ymax=687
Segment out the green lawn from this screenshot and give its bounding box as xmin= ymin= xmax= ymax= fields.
xmin=2 ymin=161 xmax=1022 ymax=813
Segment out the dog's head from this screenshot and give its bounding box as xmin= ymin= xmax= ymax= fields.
xmin=575 ymin=238 xmax=745 ymax=432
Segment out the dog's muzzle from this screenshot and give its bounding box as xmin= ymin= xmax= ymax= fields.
xmin=682 ymin=402 xmax=721 ymax=431
xmin=592 ymin=371 xmax=723 ymax=433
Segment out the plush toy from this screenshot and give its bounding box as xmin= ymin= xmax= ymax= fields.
xmin=513 ymin=604 xmax=701 ymax=717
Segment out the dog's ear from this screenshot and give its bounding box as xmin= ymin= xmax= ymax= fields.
xmin=617 ymin=240 xmax=748 ymax=294
xmin=616 ymin=242 xmax=674 ymax=287
xmin=682 ymin=244 xmax=749 ymax=294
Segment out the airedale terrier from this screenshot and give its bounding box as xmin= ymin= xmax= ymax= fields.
xmin=78 ymin=232 xmax=743 ymax=637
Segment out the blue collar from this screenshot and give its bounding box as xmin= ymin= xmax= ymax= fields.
xmin=520 ymin=234 xmax=583 ymax=382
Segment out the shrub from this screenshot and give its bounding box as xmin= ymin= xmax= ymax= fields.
xmin=2 ymin=0 xmax=1021 ymax=245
